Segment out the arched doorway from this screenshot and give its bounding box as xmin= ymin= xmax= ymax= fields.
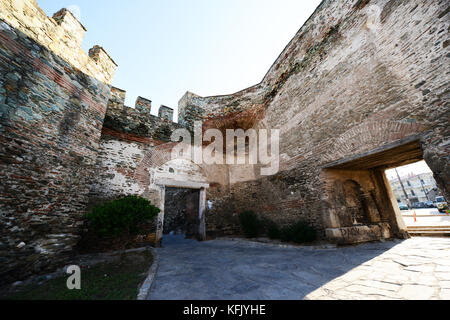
xmin=163 ymin=187 xmax=202 ymax=240
xmin=151 ymin=159 xmax=210 ymax=246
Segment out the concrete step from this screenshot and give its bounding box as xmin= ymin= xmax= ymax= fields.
xmin=407 ymin=225 xmax=450 ymax=237
xmin=407 ymin=226 xmax=450 ymax=230
xmin=408 ymin=231 xmax=450 ymax=236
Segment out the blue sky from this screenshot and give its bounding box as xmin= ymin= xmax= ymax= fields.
xmin=37 ymin=0 xmax=322 ymax=120
xmin=385 ymin=161 xmax=432 ymax=180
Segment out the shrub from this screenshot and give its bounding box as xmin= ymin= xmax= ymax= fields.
xmin=85 ymin=195 xmax=160 ymax=237
xmin=266 ymin=220 xmax=281 ymax=240
xmin=239 ymin=210 xmax=261 ymax=238
xmin=279 ymin=227 xmax=292 ymax=243
xmin=280 ymin=220 xmax=317 ymax=244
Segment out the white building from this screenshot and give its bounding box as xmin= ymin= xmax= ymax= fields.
xmin=388 ymin=172 xmax=441 ymax=204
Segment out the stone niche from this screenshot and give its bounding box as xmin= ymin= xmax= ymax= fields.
xmin=323 ymin=168 xmax=393 ymax=244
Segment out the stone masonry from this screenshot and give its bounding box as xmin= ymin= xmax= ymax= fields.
xmin=0 ymin=0 xmax=449 ymax=285
xmin=179 ymin=0 xmax=450 ymax=240
xmin=0 ymin=0 xmax=116 ymax=285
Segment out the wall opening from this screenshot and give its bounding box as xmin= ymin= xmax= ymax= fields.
xmin=163 ymin=187 xmax=200 ymax=239
xmin=385 ymin=161 xmax=449 ymax=236
xmin=322 ymin=139 xmax=433 ymax=244
xmin=153 ymin=179 xmax=208 ymax=247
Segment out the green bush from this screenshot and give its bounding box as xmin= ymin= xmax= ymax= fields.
xmin=280 ymin=220 xmax=317 ymax=244
xmin=85 ymin=196 xmax=160 ymax=237
xmin=266 ymin=220 xmax=281 ymax=240
xmin=239 ymin=210 xmax=261 ymax=238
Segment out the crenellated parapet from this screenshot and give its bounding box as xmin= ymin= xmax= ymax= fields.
xmin=52 ymin=8 xmax=86 ymax=48
xmin=0 ymin=0 xmax=117 ymax=84
xmin=102 ymin=87 xmax=184 ymax=142
xmin=88 ymin=45 xmax=118 ymax=83
xmin=135 ymin=96 xmax=152 ymax=113
xmin=158 ymin=105 xmax=174 ymax=122
xmin=108 ymin=86 xmax=127 ymax=110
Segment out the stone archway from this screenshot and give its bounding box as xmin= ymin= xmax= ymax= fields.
xmin=154 ymin=181 xmax=208 ymax=247
xmin=323 ymin=138 xmax=427 ymax=244
xmin=151 ymin=158 xmax=210 ymax=246
xmin=131 ymin=142 xmax=211 ymax=246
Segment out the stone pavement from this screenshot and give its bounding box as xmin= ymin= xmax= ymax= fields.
xmin=146 ymin=235 xmax=450 ymax=300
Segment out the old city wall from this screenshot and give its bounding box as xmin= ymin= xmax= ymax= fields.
xmin=1 ymin=0 xmax=449 ymax=284
xmin=180 ymin=0 xmax=450 ymax=239
xmin=0 ymin=0 xmax=117 ymax=284
xmin=88 ymin=87 xmax=230 ymax=242
xmin=89 ymin=86 xmax=187 ymax=205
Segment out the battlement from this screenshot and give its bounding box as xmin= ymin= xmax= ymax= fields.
xmin=102 ymin=86 xmax=185 ymax=142
xmin=106 ymin=87 xmax=175 ymax=122
xmin=158 ymin=105 xmax=174 ymax=122
xmin=52 ymin=8 xmax=86 ymax=48
xmin=136 ymin=96 xmax=152 ymax=114
xmin=0 ymin=0 xmax=117 ymax=84
xmin=88 ymin=46 xmax=118 ymax=81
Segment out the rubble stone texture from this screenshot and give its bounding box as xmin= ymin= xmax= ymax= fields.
xmin=0 ymin=0 xmax=449 ymax=285
xmin=0 ymin=1 xmax=116 ymax=284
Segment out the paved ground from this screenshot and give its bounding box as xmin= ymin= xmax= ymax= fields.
xmin=402 ymin=208 xmax=441 ymax=215
xmin=401 ymin=208 xmax=450 ymax=227
xmin=146 ymin=235 xmax=450 ymax=300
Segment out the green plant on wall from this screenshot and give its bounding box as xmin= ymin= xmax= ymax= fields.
xmin=266 ymin=220 xmax=281 ymax=240
xmin=85 ymin=195 xmax=160 ymax=237
xmin=239 ymin=210 xmax=261 ymax=238
xmin=280 ymin=220 xmax=317 ymax=244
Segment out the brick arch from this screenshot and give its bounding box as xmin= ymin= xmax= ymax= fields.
xmin=133 ymin=142 xmax=208 ymax=191
xmin=319 ymin=120 xmax=427 ymax=164
xmin=133 ymin=142 xmax=175 ymax=191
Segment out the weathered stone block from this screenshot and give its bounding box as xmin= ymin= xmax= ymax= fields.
xmin=326 ymin=225 xmax=382 ymax=245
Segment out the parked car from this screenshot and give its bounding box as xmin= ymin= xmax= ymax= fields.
xmin=435 ymin=196 xmax=449 ymax=213
xmin=411 ymin=202 xmax=426 ymax=209
xmin=424 ymin=201 xmax=435 ymax=208
xmin=398 ymin=203 xmax=409 ymax=211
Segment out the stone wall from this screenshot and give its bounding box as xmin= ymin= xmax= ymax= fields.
xmin=0 ymin=0 xmax=116 ymax=284
xmin=1 ymin=0 xmax=449 ymax=284
xmin=0 ymin=0 xmax=117 ymax=84
xmin=88 ymin=87 xmax=189 ymax=205
xmin=179 ymin=0 xmax=450 ymax=239
xmin=104 ymin=87 xmax=184 ymax=141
